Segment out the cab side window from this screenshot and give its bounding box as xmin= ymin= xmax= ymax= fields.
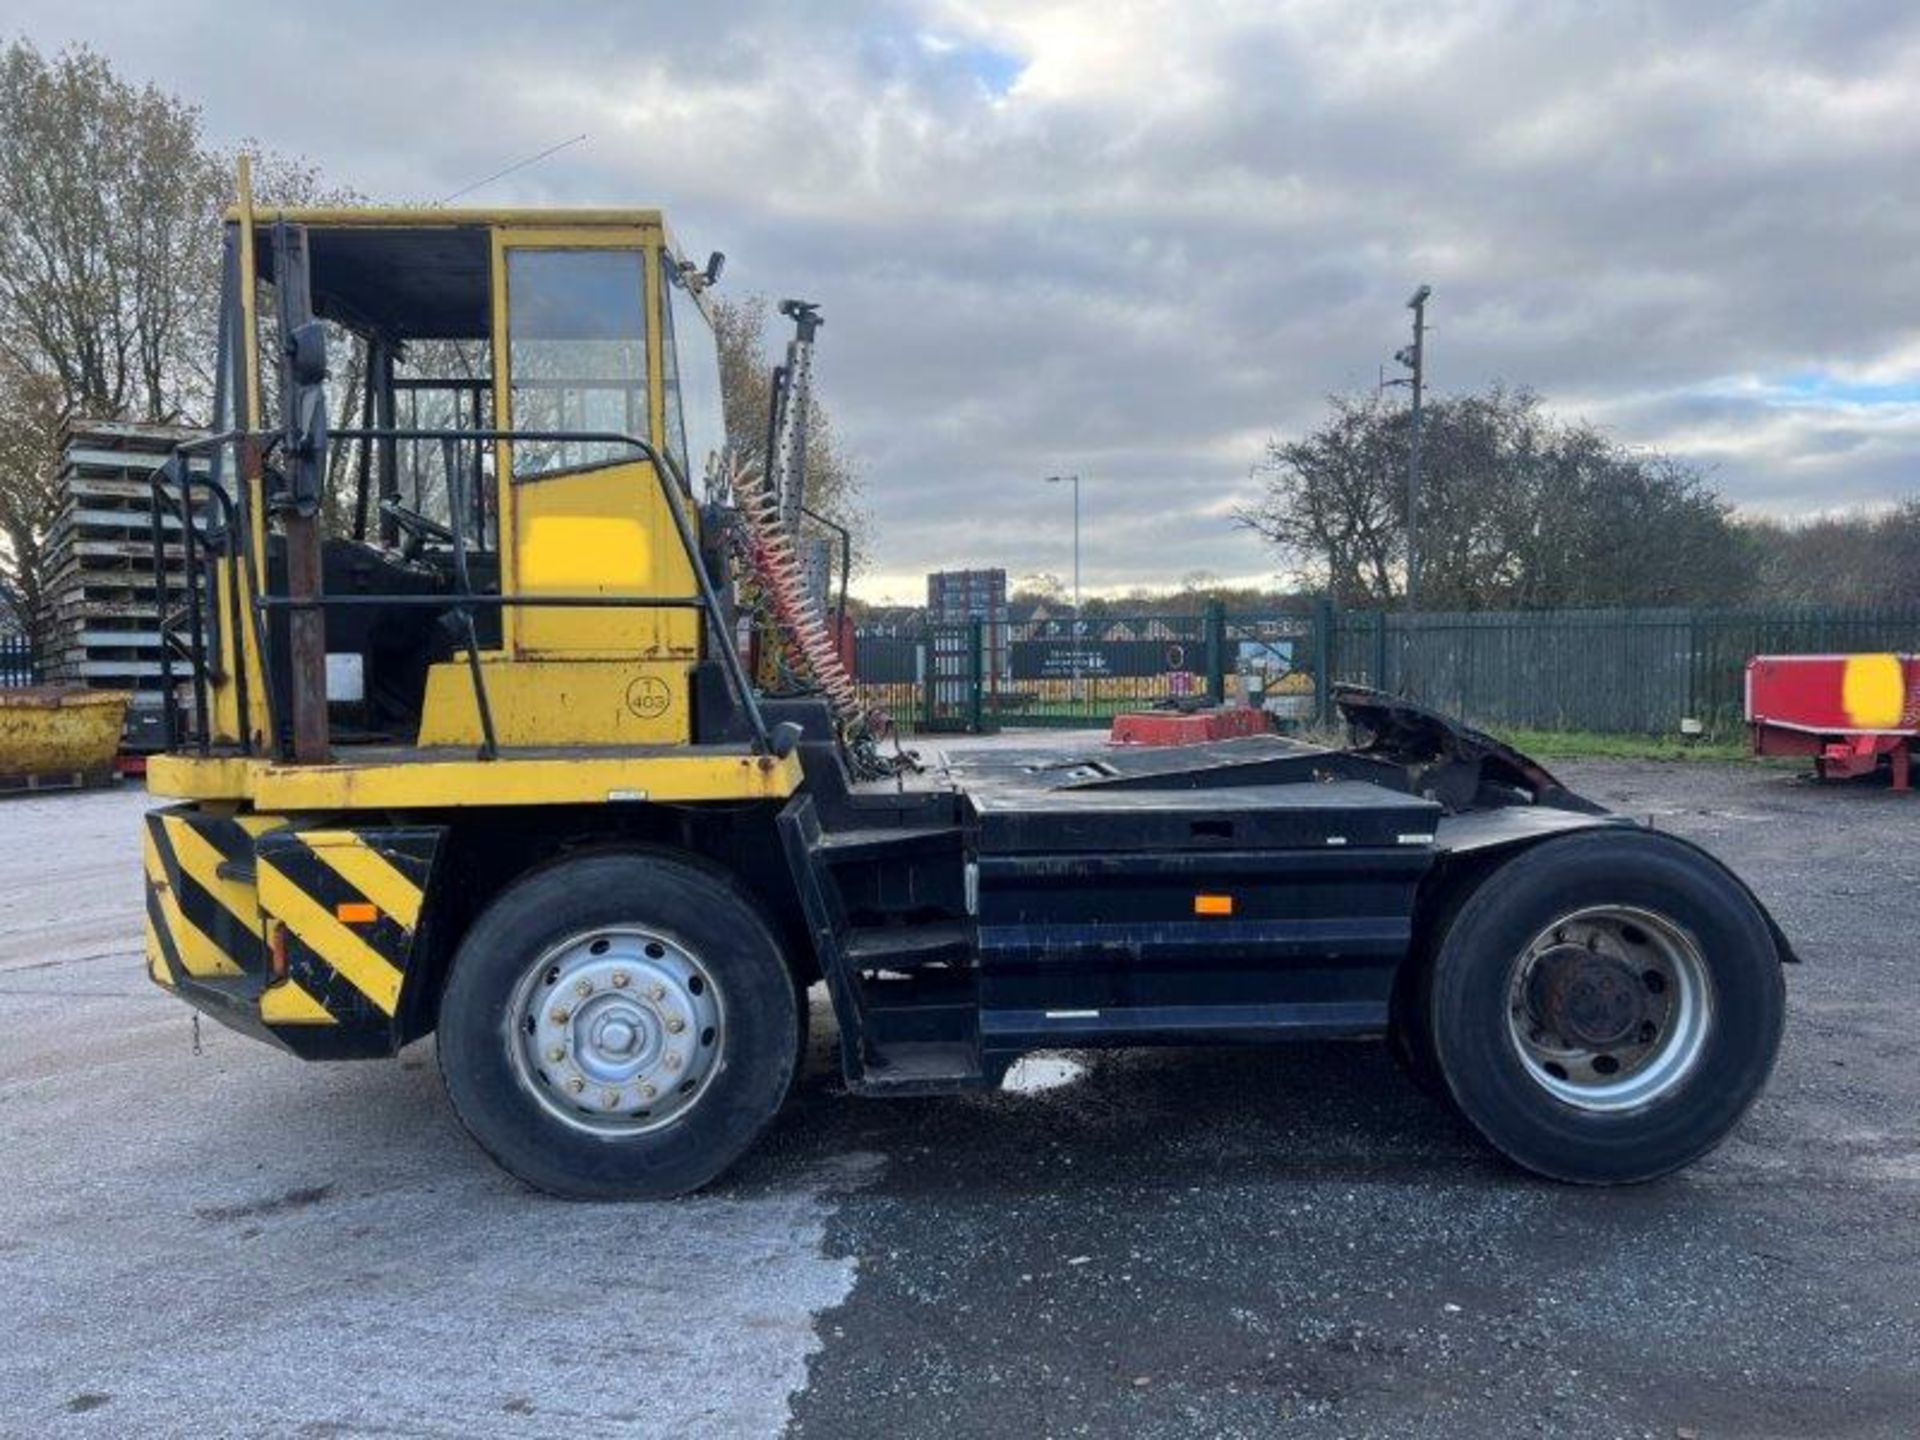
xmin=507 ymin=248 xmax=649 ymax=478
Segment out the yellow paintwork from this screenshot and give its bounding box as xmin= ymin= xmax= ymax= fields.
xmin=161 ymin=196 xmax=778 ymax=825
xmin=148 ymin=747 xmax=802 ymax=810
xmin=142 ymin=825 xmax=242 ymax=978
xmin=260 ymin=980 xmax=338 ymax=1025
xmin=300 ymin=832 xmax=426 ymax=930
xmin=0 ymin=689 xmax=129 ymax=777
xmin=163 ymin=818 xmax=266 ymax=942
xmin=258 ymin=856 xmax=405 ymax=1014
xmin=226 ymin=160 xmax=273 ymax=748
xmin=1842 ymin=653 xmax=1907 ymax=730
xmin=417 ymin=657 xmax=691 ymax=747
xmin=145 ymin=913 xmax=173 ymax=988
xmin=228 ymin=205 xmax=665 ymax=230
xmin=484 ymin=223 xmax=700 ymax=662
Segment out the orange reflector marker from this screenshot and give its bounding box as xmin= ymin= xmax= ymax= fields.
xmin=268 ymin=921 xmax=290 ymax=979
xmin=1194 ymin=894 xmax=1234 ymax=917
xmin=335 ymin=901 xmax=379 ymax=925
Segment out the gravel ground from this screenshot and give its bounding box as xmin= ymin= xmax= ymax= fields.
xmin=782 ymin=756 xmax=1920 ymax=1439
xmin=1 ymin=754 xmax=1915 ymax=1437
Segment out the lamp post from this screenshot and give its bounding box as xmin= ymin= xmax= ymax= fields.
xmin=1397 ymin=285 xmax=1430 ymax=614
xmin=1045 ymin=474 xmax=1082 ymax=701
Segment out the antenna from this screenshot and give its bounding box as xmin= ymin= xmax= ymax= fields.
xmin=439 ymin=133 xmax=589 ymax=205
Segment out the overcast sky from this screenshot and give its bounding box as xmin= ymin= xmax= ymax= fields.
xmin=15 ymin=0 xmax=1919 ymax=599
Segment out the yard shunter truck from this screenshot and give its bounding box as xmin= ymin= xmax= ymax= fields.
xmin=140 ymin=175 xmax=1791 ymax=1198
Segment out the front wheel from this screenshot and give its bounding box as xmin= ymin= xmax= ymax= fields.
xmin=1428 ymin=829 xmax=1785 ymax=1184
xmin=437 ymin=851 xmax=802 ymax=1199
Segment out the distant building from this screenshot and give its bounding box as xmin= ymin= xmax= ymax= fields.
xmin=926 ymin=568 xmax=1008 ymax=623
xmin=926 ymin=568 xmax=1011 ymax=696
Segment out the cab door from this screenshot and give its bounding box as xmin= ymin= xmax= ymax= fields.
xmin=491 ymin=228 xmax=699 ymax=660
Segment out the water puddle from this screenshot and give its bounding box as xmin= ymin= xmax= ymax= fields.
xmin=1001 ymin=1053 xmax=1088 ymax=1094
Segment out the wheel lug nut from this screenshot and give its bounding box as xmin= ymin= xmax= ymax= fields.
xmin=550 ymin=1007 xmax=570 ymax=1025
xmin=665 ymin=1052 xmax=683 ymax=1071
xmin=649 ymin=984 xmax=666 ymax=1002
xmin=575 ymin=978 xmax=594 ymax=996
xmin=547 ymin=1045 xmax=566 ymax=1063
xmin=612 ymin=971 xmax=630 ymax=988
xmin=603 ymin=1090 xmax=621 ymax=1108
xmin=566 ymin=1077 xmax=585 ymax=1094
xmin=641 ymin=1083 xmax=657 ymax=1099
xmin=665 ymin=1016 xmax=684 ymax=1034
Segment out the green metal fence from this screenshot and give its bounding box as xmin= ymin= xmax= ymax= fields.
xmin=860 ymin=603 xmax=1920 ymax=738
xmin=0 ymin=635 xmax=35 ymax=688
xmin=1332 ymin=605 xmax=1920 ymax=736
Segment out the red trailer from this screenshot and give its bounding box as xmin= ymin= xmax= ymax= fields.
xmin=1746 ymin=653 xmax=1920 ymax=791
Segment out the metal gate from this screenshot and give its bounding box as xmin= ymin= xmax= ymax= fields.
xmin=854 ymin=604 xmax=1336 ymax=735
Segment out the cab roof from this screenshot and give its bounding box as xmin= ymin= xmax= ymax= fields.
xmin=236 ymin=207 xmax=686 ymax=340
xmin=225 ymin=205 xmax=667 ymax=230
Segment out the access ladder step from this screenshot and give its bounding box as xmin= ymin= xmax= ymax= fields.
xmin=809 ymin=825 xmax=961 ymax=863
xmin=843 ymin=920 xmax=974 ymax=970
xmin=853 ymin=1040 xmax=984 ymax=1094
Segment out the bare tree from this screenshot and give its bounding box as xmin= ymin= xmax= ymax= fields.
xmin=0 ymin=41 xmax=226 ymax=423
xmin=0 ymin=42 xmax=359 ymax=639
xmin=1239 ymin=385 xmax=1752 ymax=610
xmin=0 ymin=357 xmax=63 ymax=635
xmin=1236 ymin=392 xmax=1404 ymax=606
xmin=1741 ymin=498 xmax=1920 ymax=608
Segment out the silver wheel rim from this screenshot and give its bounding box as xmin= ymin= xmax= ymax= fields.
xmin=506 ymin=926 xmax=725 ymax=1135
xmin=1505 ymin=905 xmax=1713 ymax=1113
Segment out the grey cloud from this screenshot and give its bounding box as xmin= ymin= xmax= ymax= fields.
xmin=12 ymin=0 xmax=1919 ymax=593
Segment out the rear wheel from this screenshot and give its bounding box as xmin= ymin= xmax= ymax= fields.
xmin=438 ymin=851 xmax=801 ymax=1199
xmin=1428 ymin=829 xmax=1784 ymax=1184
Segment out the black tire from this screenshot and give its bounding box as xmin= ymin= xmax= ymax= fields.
xmin=1388 ymin=939 xmax=1445 ymax=1098
xmin=1430 ymin=829 xmax=1785 ymax=1185
xmin=1389 ymin=862 xmax=1488 ymax=1101
xmin=437 ymin=850 xmax=802 ymax=1200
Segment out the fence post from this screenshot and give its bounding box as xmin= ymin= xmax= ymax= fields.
xmin=919 ymin=633 xmax=934 ymax=731
xmin=968 ymin=617 xmax=986 ymax=733
xmin=1372 ymin=609 xmax=1388 ymax=691
xmin=1314 ymin=596 xmax=1336 ymax=728
xmin=1204 ymin=600 xmax=1227 ymax=705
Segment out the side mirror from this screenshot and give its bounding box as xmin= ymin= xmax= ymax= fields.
xmin=283 ymin=320 xmax=330 ymax=512
xmin=286 ymin=320 xmax=329 ymax=386
xmin=704 ymin=251 xmax=726 ymax=287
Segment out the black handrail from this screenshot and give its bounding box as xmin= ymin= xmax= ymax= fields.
xmin=328 ymin=426 xmax=776 ymax=759
xmin=439 ymin=435 xmax=498 ymax=757
xmin=148 ymin=459 xmax=253 ymax=756
xmin=801 ymin=505 xmax=852 ymax=637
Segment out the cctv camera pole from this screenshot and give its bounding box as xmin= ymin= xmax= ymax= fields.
xmin=1045 ymin=474 xmax=1082 ymax=701
xmin=1403 ymin=285 xmax=1430 ymax=616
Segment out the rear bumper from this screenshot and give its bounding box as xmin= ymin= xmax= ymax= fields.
xmin=142 ymin=806 xmax=443 ymax=1059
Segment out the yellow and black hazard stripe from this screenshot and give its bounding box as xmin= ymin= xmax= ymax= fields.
xmin=255 ymin=827 xmax=442 ymax=1040
xmin=143 ymin=809 xmax=287 ymax=987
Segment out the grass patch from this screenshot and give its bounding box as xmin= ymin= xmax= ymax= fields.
xmin=1493 ymin=728 xmax=1753 ymax=762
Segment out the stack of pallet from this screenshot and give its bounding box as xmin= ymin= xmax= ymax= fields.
xmin=37 ymin=420 xmax=210 ymax=754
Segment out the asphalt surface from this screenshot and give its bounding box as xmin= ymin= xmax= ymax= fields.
xmin=1 ymin=753 xmax=1916 ymax=1436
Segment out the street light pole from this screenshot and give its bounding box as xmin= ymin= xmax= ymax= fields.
xmin=1045 ymin=474 xmax=1082 ymax=700
xmin=1398 ymin=285 xmax=1431 ymax=614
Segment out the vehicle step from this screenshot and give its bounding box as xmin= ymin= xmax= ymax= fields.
xmin=853 ymin=1040 xmax=984 ymax=1093
xmin=843 ymin=921 xmax=973 ymax=968
xmin=810 ymin=825 xmax=960 ymax=862
xmin=863 ymin=967 xmax=977 ymax=1010
xmin=862 ymin=968 xmax=979 ymax=1045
